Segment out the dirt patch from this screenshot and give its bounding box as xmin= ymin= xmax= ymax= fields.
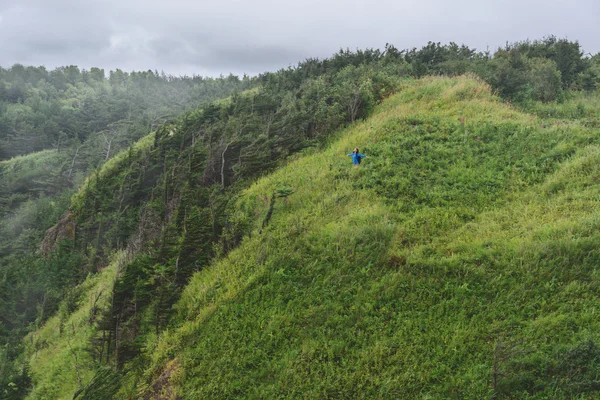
xmin=144 ymin=359 xmax=182 ymax=400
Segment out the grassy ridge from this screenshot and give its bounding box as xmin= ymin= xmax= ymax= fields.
xmin=0 ymin=149 xmax=69 ymax=203
xmin=24 ymin=76 xmax=600 ymax=398
xmin=126 ymin=76 xmax=600 ymax=398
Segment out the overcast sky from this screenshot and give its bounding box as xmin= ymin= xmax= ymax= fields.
xmin=0 ymin=0 xmax=598 ymax=77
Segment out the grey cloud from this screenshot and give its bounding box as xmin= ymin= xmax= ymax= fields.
xmin=147 ymin=36 xmax=305 ymax=73
xmin=0 ymin=2 xmax=112 ymax=66
xmin=0 ymin=0 xmax=598 ymax=76
xmin=202 ymin=45 xmax=304 ymax=70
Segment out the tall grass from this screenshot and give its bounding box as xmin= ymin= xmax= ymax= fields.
xmin=25 ymin=76 xmax=600 ymax=398
xmin=119 ymin=76 xmax=600 ymax=398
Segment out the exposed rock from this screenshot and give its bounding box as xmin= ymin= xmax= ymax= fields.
xmin=38 ymin=210 xmax=76 ymax=256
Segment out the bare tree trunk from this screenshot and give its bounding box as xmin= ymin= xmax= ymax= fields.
xmin=221 ymin=141 xmax=231 ymax=189
xmin=105 ymin=139 xmax=112 ymax=160
xmin=349 ymin=89 xmax=361 ymax=122
xmin=68 ymin=144 xmax=83 ymax=179
xmin=68 ymin=324 xmax=83 ymax=388
xmin=101 ymin=132 xmax=113 ymax=161
xmin=89 ymin=290 xmax=103 ymax=325
xmin=150 ymin=113 xmax=169 ymax=131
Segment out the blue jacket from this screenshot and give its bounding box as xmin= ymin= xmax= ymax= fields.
xmin=348 ymin=153 xmax=366 ymax=164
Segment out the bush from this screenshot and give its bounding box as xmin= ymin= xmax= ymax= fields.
xmin=528 ymin=57 xmax=563 ymax=102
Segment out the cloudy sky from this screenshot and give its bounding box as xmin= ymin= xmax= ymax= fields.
xmin=0 ymin=0 xmax=598 ymax=77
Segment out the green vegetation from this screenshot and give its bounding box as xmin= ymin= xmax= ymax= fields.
xmin=18 ymin=75 xmax=600 ymax=399
xmin=5 ymin=48 xmax=407 ymax=399
xmin=119 ymin=76 xmax=600 ymax=398
xmin=0 ymin=66 xmax=251 ymax=161
xmin=25 ymin=255 xmax=120 ymax=399
xmin=0 ymin=68 xmax=251 ymax=399
xmin=3 ymin=36 xmax=600 ymax=398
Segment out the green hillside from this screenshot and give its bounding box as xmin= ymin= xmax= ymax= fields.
xmin=0 ymin=68 xmax=253 ymax=393
xmin=136 ymin=76 xmax=600 ymax=398
xmin=24 ymin=76 xmax=600 ymax=398
xmin=24 ymin=257 xmax=120 ymax=399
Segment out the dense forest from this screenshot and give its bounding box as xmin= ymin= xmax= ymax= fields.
xmin=1 ymin=36 xmax=600 ymax=398
xmin=0 ymin=68 xmax=252 ymax=397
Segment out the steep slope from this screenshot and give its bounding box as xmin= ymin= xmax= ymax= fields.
xmin=0 ymin=72 xmax=254 ymax=398
xmin=136 ymin=76 xmax=600 ymax=398
xmin=24 ymin=256 xmax=120 ymax=399
xmin=19 ymin=60 xmax=404 ymax=399
xmin=25 ymin=76 xmax=600 ymax=399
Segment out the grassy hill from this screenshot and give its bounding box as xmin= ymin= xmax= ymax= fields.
xmin=25 ymin=76 xmax=600 ymax=398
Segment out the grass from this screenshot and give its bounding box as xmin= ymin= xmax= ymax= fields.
xmin=0 ymin=149 xmax=63 ymax=168
xmin=24 ymin=253 xmax=122 ymax=400
xmin=525 ymin=89 xmax=600 ymax=122
xmin=124 ymin=76 xmax=600 ymax=398
xmin=25 ymin=76 xmax=600 ymax=398
xmin=0 ymin=149 xmax=68 ymax=197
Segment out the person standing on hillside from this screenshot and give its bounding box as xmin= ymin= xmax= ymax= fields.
xmin=348 ymin=148 xmax=367 ymax=166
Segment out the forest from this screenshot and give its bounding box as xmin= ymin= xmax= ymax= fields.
xmin=1 ymin=36 xmax=600 ymax=398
